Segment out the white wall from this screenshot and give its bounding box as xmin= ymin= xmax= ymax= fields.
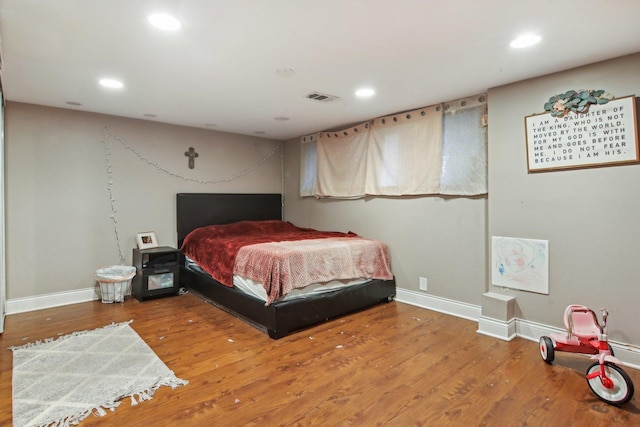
xmin=5 ymin=102 xmax=282 ymax=300
xmin=488 ymin=53 xmax=640 ymax=346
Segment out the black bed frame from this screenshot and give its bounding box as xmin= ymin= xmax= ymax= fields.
xmin=176 ymin=193 xmax=396 ymax=339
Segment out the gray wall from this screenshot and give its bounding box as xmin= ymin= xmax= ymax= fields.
xmin=488 ymin=53 xmax=640 ymax=345
xmin=284 ymin=53 xmax=640 ymax=348
xmin=6 ymin=54 xmax=639 ymax=349
xmin=5 ymin=102 xmax=282 ymax=299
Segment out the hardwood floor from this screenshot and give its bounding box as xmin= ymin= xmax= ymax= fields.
xmin=1 ymin=293 xmax=639 ymax=426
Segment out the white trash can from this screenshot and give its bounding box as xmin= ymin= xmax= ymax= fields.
xmin=96 ymin=265 xmax=136 ymax=303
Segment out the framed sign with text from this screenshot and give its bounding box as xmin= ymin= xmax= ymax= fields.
xmin=525 ymin=95 xmax=639 ymax=172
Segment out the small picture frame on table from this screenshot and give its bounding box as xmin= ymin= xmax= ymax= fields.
xmin=136 ymin=231 xmax=158 ymax=250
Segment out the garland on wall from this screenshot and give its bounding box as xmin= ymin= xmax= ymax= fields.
xmin=100 ymin=126 xmax=283 ymax=263
xmin=543 ymin=89 xmax=613 ymax=117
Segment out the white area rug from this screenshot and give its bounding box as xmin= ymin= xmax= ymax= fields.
xmin=10 ymin=321 xmax=188 ymax=427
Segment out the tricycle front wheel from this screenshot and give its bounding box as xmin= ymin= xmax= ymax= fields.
xmin=586 ymin=362 xmax=634 ymax=405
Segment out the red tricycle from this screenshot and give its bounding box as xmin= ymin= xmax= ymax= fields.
xmin=539 ymin=305 xmax=634 ymax=405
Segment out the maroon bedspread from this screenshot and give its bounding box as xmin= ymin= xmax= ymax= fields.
xmin=180 ymin=220 xmax=363 ymax=287
xmin=235 ymin=237 xmax=393 ymax=304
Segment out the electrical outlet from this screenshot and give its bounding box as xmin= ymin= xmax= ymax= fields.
xmin=419 ymin=277 xmax=428 ymax=291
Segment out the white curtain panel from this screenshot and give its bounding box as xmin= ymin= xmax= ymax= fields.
xmin=316 ymin=123 xmax=370 ymax=198
xmin=440 ymin=95 xmax=488 ymax=196
xmin=367 ymin=105 xmax=443 ymax=196
xmin=300 ymin=134 xmax=318 ymax=197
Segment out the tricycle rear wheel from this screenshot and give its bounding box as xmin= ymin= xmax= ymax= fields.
xmin=539 ymin=336 xmax=555 ymax=363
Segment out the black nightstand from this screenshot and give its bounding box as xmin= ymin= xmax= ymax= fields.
xmin=132 ymin=246 xmax=180 ymax=301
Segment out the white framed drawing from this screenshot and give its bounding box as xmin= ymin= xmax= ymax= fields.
xmin=491 ymin=236 xmax=549 ymax=294
xmin=136 ymin=231 xmax=158 ymax=250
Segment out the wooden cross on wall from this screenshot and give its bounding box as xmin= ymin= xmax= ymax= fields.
xmin=184 ymin=147 xmax=199 ymax=169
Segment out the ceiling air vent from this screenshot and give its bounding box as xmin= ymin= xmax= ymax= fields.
xmin=305 ymin=91 xmax=340 ymax=102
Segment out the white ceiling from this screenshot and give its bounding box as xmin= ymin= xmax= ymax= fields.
xmin=1 ymin=0 xmax=640 ymax=140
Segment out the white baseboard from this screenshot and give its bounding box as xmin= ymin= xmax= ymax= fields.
xmin=395 ymin=288 xmax=640 ymax=371
xmin=395 ymin=288 xmax=481 ymax=321
xmin=6 ymin=287 xmax=99 ymax=315
xmin=477 ymin=316 xmax=517 ymax=341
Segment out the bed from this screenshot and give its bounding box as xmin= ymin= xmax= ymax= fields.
xmin=176 ymin=193 xmax=396 ymax=339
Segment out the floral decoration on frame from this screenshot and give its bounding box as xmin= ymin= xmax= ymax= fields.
xmin=543 ymin=89 xmax=613 ymax=117
xmin=136 ymin=231 xmax=158 ymax=250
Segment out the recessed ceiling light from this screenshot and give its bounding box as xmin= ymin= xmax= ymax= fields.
xmin=510 ymin=33 xmax=541 ymax=48
xmin=355 ymin=88 xmax=375 ymax=98
xmin=148 ymin=13 xmax=181 ymax=31
xmin=99 ymin=78 xmax=124 ymax=89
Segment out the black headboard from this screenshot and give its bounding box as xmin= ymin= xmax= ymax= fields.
xmin=176 ymin=193 xmax=282 ymax=247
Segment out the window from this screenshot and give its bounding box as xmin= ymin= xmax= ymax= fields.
xmin=300 ymin=95 xmax=487 ymax=198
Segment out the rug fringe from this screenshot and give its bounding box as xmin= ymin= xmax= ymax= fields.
xmin=37 ymin=403 xmax=117 ymax=427
xmin=128 ymin=373 xmax=190 ymax=406
xmin=8 ymin=320 xmax=134 ymax=351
